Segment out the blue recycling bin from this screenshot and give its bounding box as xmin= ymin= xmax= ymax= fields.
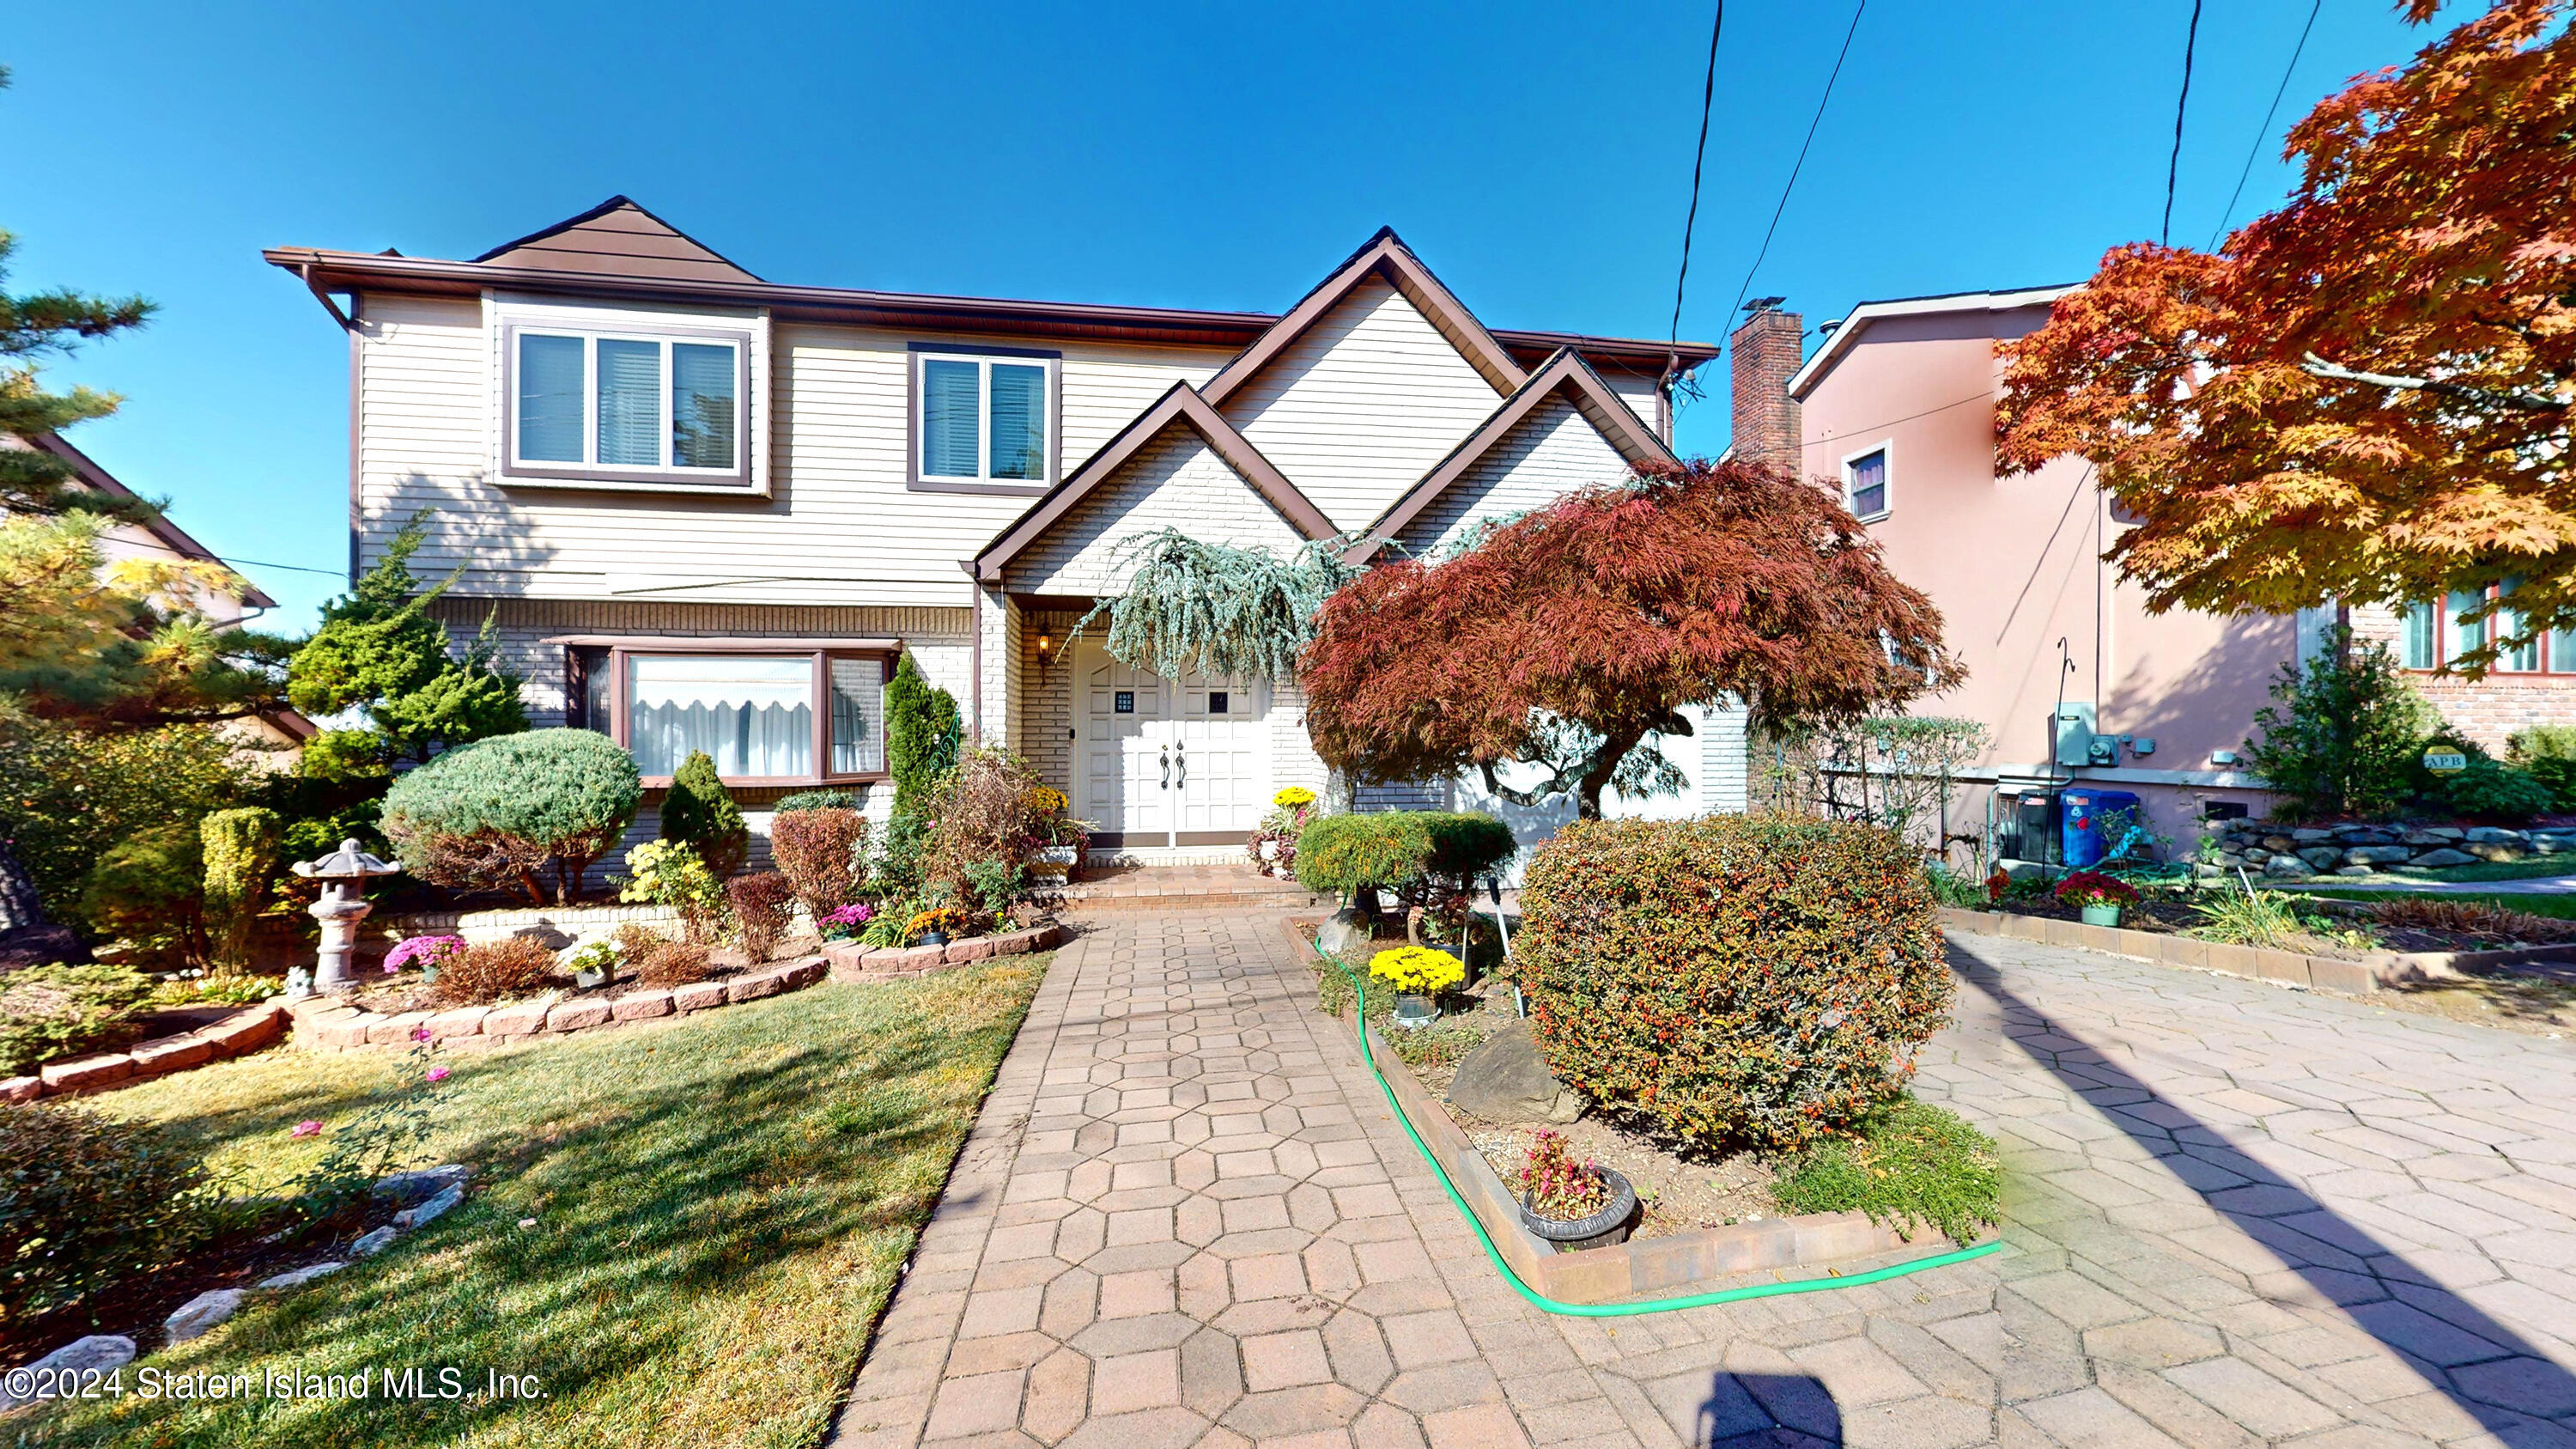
xmin=2061 ymin=788 xmax=2142 ymax=870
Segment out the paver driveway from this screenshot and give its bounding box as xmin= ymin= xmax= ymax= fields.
xmin=827 ymin=910 xmax=2576 ymax=1447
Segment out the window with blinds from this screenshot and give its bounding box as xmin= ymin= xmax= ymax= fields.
xmin=507 ymin=326 xmax=746 ymax=483
xmin=913 ymin=347 xmax=1056 ymax=488
xmin=1844 ymin=448 xmax=1890 ymax=521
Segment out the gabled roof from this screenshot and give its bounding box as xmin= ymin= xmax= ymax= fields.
xmin=20 ymin=432 xmax=277 ymax=609
xmin=1786 ymin=283 xmax=2074 ymax=399
xmin=971 ymin=383 xmax=1334 ymax=583
xmin=1196 ymin=228 xmax=1530 ymax=406
xmin=1344 ymin=350 xmax=1678 ymax=564
xmin=471 ymin=196 xmax=760 ymax=283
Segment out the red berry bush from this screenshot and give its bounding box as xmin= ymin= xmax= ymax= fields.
xmin=1516 ymin=815 xmax=1953 ymax=1154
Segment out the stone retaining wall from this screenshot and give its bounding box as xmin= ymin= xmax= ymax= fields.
xmin=1936 ymin=905 xmax=2576 ymax=992
xmin=2 ymin=1003 xmax=288 ymax=1104
xmin=379 ymin=902 xmax=684 ymax=947
xmin=822 ymin=922 xmax=1066 ymax=983
xmin=2208 ymin=819 xmax=2576 ymax=880
xmin=287 ymin=958 xmax=834 ymax=1052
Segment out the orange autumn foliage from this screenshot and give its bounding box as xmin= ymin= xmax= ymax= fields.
xmin=1997 ymin=0 xmax=2576 ymax=674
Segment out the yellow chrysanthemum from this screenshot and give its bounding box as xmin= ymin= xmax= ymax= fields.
xmin=1273 ymin=786 xmax=1317 ymax=808
xmin=1366 ymin=946 xmax=1465 ymax=995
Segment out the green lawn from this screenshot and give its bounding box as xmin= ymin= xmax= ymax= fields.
xmin=26 ymin=956 xmax=1048 ymax=1449
xmin=2380 ymin=856 xmax=2576 ymax=884
xmin=2282 ymin=888 xmax=2576 ymax=921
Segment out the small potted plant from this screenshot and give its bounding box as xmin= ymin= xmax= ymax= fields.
xmin=1510 ymin=1131 xmax=1637 ymax=1251
xmin=384 ymin=933 xmax=464 ymax=983
xmin=1368 ymin=945 xmax=1464 ymax=1031
xmin=907 ymin=904 xmax=972 ymax=947
xmin=819 ymin=901 xmax=875 ymax=941
xmin=2053 ymin=869 xmax=2139 ymax=927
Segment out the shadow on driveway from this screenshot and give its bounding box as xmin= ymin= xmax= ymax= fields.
xmin=1953 ymin=939 xmax=2576 ymax=1442
xmin=1692 ymin=1371 xmax=1842 ymax=1447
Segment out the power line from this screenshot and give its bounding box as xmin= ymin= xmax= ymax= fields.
xmin=2163 ymin=0 xmax=2205 ymax=247
xmin=1724 ymin=0 xmax=1868 ymax=328
xmin=215 ymin=554 xmax=345 ymax=578
xmin=1670 ymin=3 xmax=1723 ymax=344
xmin=2208 ymin=0 xmax=2323 ymax=250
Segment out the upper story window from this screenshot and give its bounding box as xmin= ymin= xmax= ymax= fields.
xmin=2401 ymin=581 xmax=2570 ymax=673
xmin=910 ymin=343 xmax=1060 ymax=493
xmin=504 ymin=323 xmax=752 ymax=489
xmin=1844 ymin=446 xmax=1890 ymax=521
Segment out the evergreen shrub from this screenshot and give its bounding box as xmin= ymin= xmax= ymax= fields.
xmin=200 ymin=807 xmax=282 ymax=974
xmin=1516 ymin=814 xmax=1952 ymax=1155
xmin=884 ymin=654 xmax=960 ymax=818
xmin=0 ymin=964 xmax=158 ymax=1076
xmin=2244 ymin=627 xmax=2437 ymax=820
xmin=659 ymin=750 xmax=747 ymax=879
xmin=2507 ymin=724 xmax=2576 ymax=810
xmin=381 ymin=729 xmax=642 ymax=903
xmin=1292 ymin=811 xmax=1515 ymax=902
xmin=0 ymin=1102 xmax=208 ymax=1323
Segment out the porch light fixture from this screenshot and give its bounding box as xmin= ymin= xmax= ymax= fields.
xmin=1035 ymin=628 xmax=1057 ymax=672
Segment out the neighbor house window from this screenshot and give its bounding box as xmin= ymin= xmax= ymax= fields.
xmin=1844 ymin=447 xmax=1890 ymax=521
xmin=507 ymin=326 xmax=749 ymax=484
xmin=574 ymin=646 xmax=889 ymax=782
xmin=2403 ymin=583 xmax=2572 ymax=673
xmin=912 ymin=344 xmax=1058 ymax=488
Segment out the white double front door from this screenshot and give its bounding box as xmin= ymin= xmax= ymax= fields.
xmin=1075 ymin=640 xmax=1268 ymax=849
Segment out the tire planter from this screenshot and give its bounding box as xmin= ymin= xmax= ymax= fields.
xmin=1519 ymin=1166 xmax=1638 ymax=1252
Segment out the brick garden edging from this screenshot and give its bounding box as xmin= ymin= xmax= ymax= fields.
xmin=285 ymin=959 xmax=832 ymax=1053
xmin=820 ymin=921 xmax=1066 ymax=983
xmin=2 ymin=1003 xmax=288 ymax=1104
xmin=1935 ymin=905 xmax=2576 ymax=992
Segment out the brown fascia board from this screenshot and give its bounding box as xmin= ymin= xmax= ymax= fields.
xmin=25 ymin=432 xmax=278 ymax=608
xmin=970 ymin=383 xmax=1334 ymax=582
xmin=1196 ymin=228 xmax=1528 ymax=406
xmin=263 ymin=245 xmax=1717 ymax=367
xmin=1344 ymin=349 xmax=1679 ymax=565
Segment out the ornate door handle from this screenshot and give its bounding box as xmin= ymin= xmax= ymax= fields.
xmin=1160 ymin=746 xmax=1170 ymax=789
xmin=1175 ymin=741 xmax=1187 ymax=790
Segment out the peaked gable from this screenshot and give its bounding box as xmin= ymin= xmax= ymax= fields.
xmin=1199 ymin=228 xmax=1526 ymax=406
xmin=473 ymin=196 xmax=759 ymax=283
xmin=974 ymin=383 xmax=1333 ymax=588
xmin=1347 ymin=350 xmax=1679 ymax=564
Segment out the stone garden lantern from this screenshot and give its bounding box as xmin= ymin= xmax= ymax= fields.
xmin=289 ymin=838 xmax=400 ymax=997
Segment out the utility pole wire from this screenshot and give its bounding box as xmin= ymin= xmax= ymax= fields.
xmin=2208 ymin=0 xmax=2323 ymax=250
xmin=1724 ymin=0 xmax=1868 ymax=330
xmin=2163 ymin=0 xmax=2205 ymax=247
xmin=1671 ymin=2 xmax=1722 ymax=344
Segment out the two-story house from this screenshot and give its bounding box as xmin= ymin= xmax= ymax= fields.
xmin=267 ymin=198 xmax=1731 ymax=864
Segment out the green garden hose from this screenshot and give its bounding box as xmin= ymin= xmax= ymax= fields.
xmin=1309 ymin=937 xmax=2005 ymax=1316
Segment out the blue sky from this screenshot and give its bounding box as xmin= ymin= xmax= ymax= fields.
xmin=9 ymin=0 xmax=2436 ymax=630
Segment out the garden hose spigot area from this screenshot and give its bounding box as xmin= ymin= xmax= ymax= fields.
xmin=1308 ymin=937 xmax=2007 ymax=1318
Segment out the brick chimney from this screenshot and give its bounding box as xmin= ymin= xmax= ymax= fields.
xmin=1729 ymin=300 xmax=1803 ymax=476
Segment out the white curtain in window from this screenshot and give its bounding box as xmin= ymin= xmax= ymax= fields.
xmin=829 ymin=659 xmax=884 ymax=774
xmin=628 ymin=655 xmax=811 ymax=777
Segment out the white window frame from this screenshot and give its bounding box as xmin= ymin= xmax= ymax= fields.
xmin=500 ymin=320 xmax=754 ymax=491
xmin=1842 ymin=440 xmax=1893 ymax=523
xmin=908 ymin=344 xmax=1060 ymax=495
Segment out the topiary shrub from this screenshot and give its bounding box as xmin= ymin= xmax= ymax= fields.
xmin=770 ymin=807 xmax=868 ymax=920
xmin=0 ymin=1101 xmax=209 ymax=1323
xmin=885 ymin=653 xmax=961 ymax=819
xmin=659 ymin=750 xmax=747 ymax=880
xmin=432 ymin=935 xmax=558 ymax=1006
xmin=77 ymin=821 xmax=206 ymax=965
xmin=0 ymin=964 xmax=158 ymax=1075
xmin=381 ymin=728 xmax=642 ymax=904
xmin=1517 ymin=814 xmax=1952 ymax=1155
xmin=1293 ymin=811 xmax=1515 ymax=905
xmin=2507 ymin=724 xmax=2576 ymax=810
xmin=200 ymin=806 xmax=282 ymax=975
xmin=726 ymin=871 xmax=796 ymax=962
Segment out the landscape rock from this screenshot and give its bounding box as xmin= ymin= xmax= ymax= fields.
xmin=257 ymin=1262 xmax=345 ymax=1289
xmin=2262 ymin=855 xmax=2308 ymax=877
xmin=372 ymin=1164 xmax=471 ymax=1206
xmin=1 ymin=1075 xmax=38 ymax=1104
xmin=544 ymin=999 xmax=611 ymax=1032
xmin=2297 ymin=847 xmax=2343 ymax=870
xmin=2292 ymin=828 xmax=2336 ymax=843
xmin=163 ymin=1289 xmax=244 ymax=1343
xmin=39 ymin=1053 xmax=135 ymax=1091
xmin=2336 ymin=865 xmax=2379 ymax=877
xmin=1445 ymin=1020 xmax=1583 ymax=1125
xmin=392 ymin=1183 xmax=464 ymax=1231
xmin=611 ymin=989 xmax=673 ymax=1020
xmin=2342 ymin=846 xmax=2415 ymax=866
xmin=2419 ymin=825 xmax=2466 ymax=840
xmin=2465 ymin=826 xmax=2529 ymax=843
xmin=2409 ymin=848 xmax=2479 ymax=868
xmin=1316 ymin=909 xmax=1373 ymax=955
xmin=2469 ymin=843 xmax=2528 ymax=862
xmin=0 ymin=1336 xmax=135 ymax=1409
xmin=671 ymin=980 xmax=729 ymax=1012
xmin=351 ymin=1226 xmax=398 ymax=1257
xmin=2260 ymin=835 xmax=2297 ymax=854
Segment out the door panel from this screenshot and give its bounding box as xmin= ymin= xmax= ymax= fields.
xmin=1074 ymin=646 xmax=1267 ymax=849
xmin=1078 ymin=647 xmax=1168 ymax=843
xmin=1173 ymin=671 xmax=1267 ymax=837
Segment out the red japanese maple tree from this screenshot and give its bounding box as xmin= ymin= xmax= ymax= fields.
xmin=1997 ymin=0 xmax=2576 ymax=673
xmin=1299 ymin=460 xmax=1959 ymax=819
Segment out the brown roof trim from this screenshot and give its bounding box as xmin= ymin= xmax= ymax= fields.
xmin=971 ymin=383 xmax=1334 ymax=582
xmin=1197 ymin=228 xmax=1527 ymax=406
xmin=1343 ymin=349 xmax=1678 ymax=566
xmin=25 ymin=432 xmax=279 ymax=609
xmin=264 ymin=246 xmax=1719 ymax=367
xmin=471 ymin=194 xmax=759 ymax=278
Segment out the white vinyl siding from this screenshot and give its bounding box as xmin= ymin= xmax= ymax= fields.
xmin=1221 ymin=277 xmax=1508 ymax=532
xmin=1004 ymin=423 xmax=1311 ymax=598
xmin=1602 ymin=370 xmax=1667 ymax=441
xmin=1394 ymin=394 xmax=1634 ymax=557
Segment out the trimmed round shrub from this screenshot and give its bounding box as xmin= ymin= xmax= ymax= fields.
xmin=771 ymin=807 xmax=868 ymax=919
xmin=2 ymin=1102 xmax=208 ymax=1323
xmin=201 ymin=806 xmax=282 ymax=974
xmin=1517 ymin=814 xmax=1952 ymax=1154
xmin=382 ymin=729 xmax=641 ymax=903
xmin=2443 ymin=759 xmax=2555 ymax=824
xmin=1293 ymin=810 xmax=1515 ymax=902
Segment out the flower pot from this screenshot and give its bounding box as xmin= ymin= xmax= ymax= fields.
xmin=1519 ymin=1166 xmax=1637 ymax=1252
xmin=1390 ymin=993 xmax=1437 ymax=1030
xmin=913 ymin=930 xmax=950 ymax=948
xmin=574 ymin=965 xmax=611 ymax=989
xmin=2080 ymin=904 xmax=2123 ymax=928
xmin=1258 ymin=839 xmax=1280 ymax=861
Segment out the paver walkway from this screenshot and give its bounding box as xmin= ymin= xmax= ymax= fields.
xmin=829 ymin=909 xmax=2576 ymax=1448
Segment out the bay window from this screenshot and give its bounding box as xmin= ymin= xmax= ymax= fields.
xmin=563 ymin=641 xmax=890 ymax=784
xmin=505 ymin=324 xmax=750 ymax=487
xmin=909 ymin=343 xmax=1059 ymax=491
